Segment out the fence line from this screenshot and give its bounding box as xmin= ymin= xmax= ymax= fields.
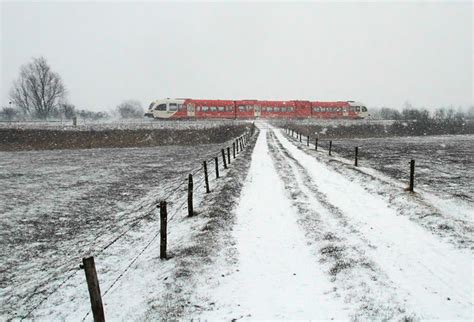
xmin=80 ymin=128 xmax=256 ymax=320
xmin=284 ymin=125 xmax=418 ymax=192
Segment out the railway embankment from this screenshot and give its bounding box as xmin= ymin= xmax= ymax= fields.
xmin=0 ymin=125 xmax=252 ymax=151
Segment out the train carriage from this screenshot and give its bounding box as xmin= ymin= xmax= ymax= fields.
xmin=233 ymin=100 xmax=257 ymax=119
xmin=258 ymin=100 xmax=295 ymax=118
xmin=146 ymin=98 xmax=369 ymax=119
xmin=186 ymin=99 xmax=235 ymax=119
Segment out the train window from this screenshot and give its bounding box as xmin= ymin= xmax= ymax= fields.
xmin=274 ymin=107 xmax=280 ymax=112
xmin=149 ymin=103 xmax=155 ymax=109
xmin=281 ymin=107 xmax=287 ymax=112
xmin=355 ymin=106 xmax=360 ymax=112
xmin=362 ymin=106 xmax=367 ymax=112
xmin=289 ymin=107 xmax=294 ymax=112
xmin=267 ymin=107 xmax=273 ymax=112
xmin=169 ymin=103 xmax=177 ymax=111
xmin=238 ymin=106 xmax=245 ymax=111
xmin=178 ymin=104 xmax=183 ymax=110
xmin=197 ymin=106 xmax=201 ymax=111
xmin=202 ymin=106 xmax=209 ymax=111
xmin=218 ymin=106 xmax=225 ymax=111
xmin=226 ymin=106 xmax=233 ymax=111
xmin=210 ymin=106 xmax=217 ymax=112
xmin=156 ymin=104 xmax=166 ymax=111
xmin=246 ymin=105 xmax=253 ymax=111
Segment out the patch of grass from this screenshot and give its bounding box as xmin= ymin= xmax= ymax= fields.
xmin=320 ymin=244 xmax=344 ymax=258
xmin=329 ymin=260 xmax=354 ymax=276
xmin=438 ymin=223 xmax=453 ymax=230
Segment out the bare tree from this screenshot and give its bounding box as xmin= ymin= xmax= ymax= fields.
xmin=116 ymin=100 xmax=144 ymax=118
xmin=9 ymin=57 xmax=66 ymax=119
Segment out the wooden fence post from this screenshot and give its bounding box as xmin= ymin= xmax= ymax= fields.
xmin=315 ymin=137 xmax=318 ymax=151
xmin=221 ymin=149 xmax=228 ymax=169
xmin=82 ymin=257 xmax=105 ymax=322
xmin=299 ymin=133 xmax=302 ymax=142
xmin=409 ymin=159 xmax=415 ymax=192
xmin=329 ymin=140 xmax=332 ymax=156
xmin=188 ymin=174 xmax=193 ymax=217
xmin=227 ymin=147 xmax=231 ymax=164
xmin=236 ymin=139 xmax=239 ymax=154
xmin=159 ymin=201 xmax=167 ymax=259
xmin=354 ymin=147 xmax=359 ymax=167
xmin=307 ymin=135 xmax=309 ymax=146
xmin=203 ymin=161 xmax=210 ymax=193
xmin=233 ymin=142 xmax=236 ymax=158
xmin=214 ymin=157 xmax=219 ymax=179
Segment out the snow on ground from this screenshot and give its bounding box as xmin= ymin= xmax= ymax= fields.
xmin=329 ymin=135 xmax=474 ymax=204
xmin=0 ymin=133 xmax=253 ymax=320
xmin=169 ymin=122 xmax=472 ymax=320
xmin=1 ymin=120 xmax=472 ymax=320
xmin=191 ymin=124 xmax=347 ymax=320
xmin=270 ymin=125 xmax=473 ymax=319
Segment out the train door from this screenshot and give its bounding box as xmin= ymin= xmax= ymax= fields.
xmin=187 ymin=103 xmax=195 ymax=117
xmin=342 ymin=107 xmax=349 ymax=117
xmin=254 ymin=105 xmax=261 ymax=118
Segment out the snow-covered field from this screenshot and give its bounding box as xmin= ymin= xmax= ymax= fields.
xmin=327 ymin=135 xmax=474 ymax=204
xmin=1 ymin=121 xmax=472 ymax=320
xmin=0 ymin=134 xmax=251 ymax=320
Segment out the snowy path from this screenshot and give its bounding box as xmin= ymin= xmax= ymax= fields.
xmin=271 ymin=126 xmax=473 ymax=319
xmin=191 ymin=123 xmax=473 ymax=320
xmin=196 ymin=126 xmax=348 ymax=320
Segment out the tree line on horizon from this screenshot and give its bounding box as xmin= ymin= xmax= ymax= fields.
xmin=2 ymin=56 xmax=144 ymax=122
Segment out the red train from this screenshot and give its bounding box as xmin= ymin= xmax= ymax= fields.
xmin=145 ymin=98 xmax=369 ymax=119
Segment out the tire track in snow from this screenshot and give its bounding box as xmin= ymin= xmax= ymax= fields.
xmin=266 ymin=130 xmax=415 ymax=320
xmin=195 ymin=127 xmax=348 ymax=320
xmin=269 ymin=126 xmax=473 ymax=320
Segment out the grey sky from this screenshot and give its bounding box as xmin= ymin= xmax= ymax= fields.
xmin=1 ymin=1 xmax=472 ymax=111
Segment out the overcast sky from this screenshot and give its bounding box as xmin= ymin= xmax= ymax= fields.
xmin=1 ymin=1 xmax=472 ymax=111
